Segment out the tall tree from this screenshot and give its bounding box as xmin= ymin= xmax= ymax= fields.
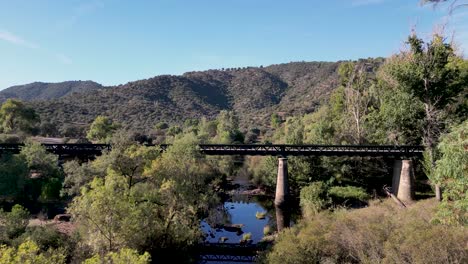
xmin=339 ymin=62 xmax=376 ymax=144
xmin=86 ymin=116 xmax=118 ymax=143
xmin=433 ymin=120 xmax=467 ymax=225
xmin=0 ymin=99 xmax=39 ymax=134
xmin=384 ymin=34 xmax=466 ymax=200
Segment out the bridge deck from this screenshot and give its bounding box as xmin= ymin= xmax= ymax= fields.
xmin=0 ymin=143 xmax=424 ymax=157
xmin=197 ymin=243 xmax=259 ymax=263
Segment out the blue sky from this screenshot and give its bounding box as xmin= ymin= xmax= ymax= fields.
xmin=0 ymin=0 xmax=467 ymax=89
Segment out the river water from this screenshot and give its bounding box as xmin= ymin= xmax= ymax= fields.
xmin=199 ymin=174 xmax=280 ymax=263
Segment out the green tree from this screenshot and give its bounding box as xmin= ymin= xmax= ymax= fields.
xmin=0 ymin=154 xmax=28 ymax=202
xmin=69 ymin=133 xmax=217 ymax=260
xmin=338 ymin=62 xmax=376 ymax=144
xmin=384 ymin=34 xmax=466 ymax=200
xmin=215 ymin=110 xmax=243 ymax=143
xmin=0 ymin=240 xmax=66 ymax=264
xmin=433 ymin=120 xmax=468 ymax=225
xmin=0 ymin=99 xmax=39 ymax=134
xmin=84 ymin=248 xmax=150 ymax=264
xmin=19 ymin=141 xmax=62 ymax=202
xmin=0 ymin=204 xmax=29 ymax=241
xmin=86 ymin=116 xmax=118 ymax=143
xmin=270 ymin=113 xmax=281 ymax=128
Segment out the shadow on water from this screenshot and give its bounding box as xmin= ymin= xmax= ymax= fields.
xmin=199 ymin=174 xmax=301 ymax=264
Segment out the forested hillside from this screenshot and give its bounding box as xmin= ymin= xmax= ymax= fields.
xmin=0 ymin=81 xmax=104 ymax=102
xmin=21 ymin=60 xmax=383 ymax=136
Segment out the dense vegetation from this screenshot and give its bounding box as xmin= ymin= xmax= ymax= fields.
xmin=0 ymin=81 xmax=103 ymax=102
xmin=0 ymin=31 xmax=466 ymax=263
xmin=5 ymin=61 xmax=352 ymax=137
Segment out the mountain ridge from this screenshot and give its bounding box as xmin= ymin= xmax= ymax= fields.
xmin=3 ymin=59 xmax=384 ymax=136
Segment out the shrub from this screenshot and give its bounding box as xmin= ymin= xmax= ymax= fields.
xmin=84 ymin=248 xmax=150 ymax=264
xmin=263 ymin=225 xmax=272 ymax=236
xmin=328 ymin=185 xmax=370 ymax=206
xmin=0 ymin=240 xmax=66 ymax=264
xmin=0 ymin=204 xmax=30 ymax=240
xmin=267 ymin=199 xmax=468 ymax=264
xmin=299 ymin=182 xmax=330 ymax=217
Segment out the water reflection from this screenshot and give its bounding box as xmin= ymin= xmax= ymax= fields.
xmin=275 ymin=205 xmax=291 ymax=232
xmin=202 ymin=200 xmax=271 ymax=243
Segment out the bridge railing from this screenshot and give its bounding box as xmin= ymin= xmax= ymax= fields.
xmin=1 ymin=143 xmax=424 ymax=157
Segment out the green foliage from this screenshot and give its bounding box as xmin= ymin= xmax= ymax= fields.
xmin=268 ymin=199 xmax=468 ymax=264
xmin=86 ymin=116 xmax=118 ymax=143
xmin=69 ymin=133 xmax=218 ymax=258
xmin=20 ymin=140 xmax=60 ymax=179
xmin=84 ymin=248 xmax=150 ymax=264
xmin=433 ymin=120 xmax=468 ymax=225
xmin=166 ymin=125 xmax=182 ymax=137
xmin=154 ymin=122 xmax=168 ymax=130
xmin=299 ymin=182 xmax=330 ymax=216
xmin=0 ymin=240 xmax=66 ymax=264
xmin=0 ymin=134 xmax=22 ymax=143
xmin=0 ymin=154 xmax=28 ymax=202
xmin=328 ymin=186 xmax=370 ymax=202
xmin=0 ymin=99 xmax=39 ymax=134
xmin=0 ymin=204 xmax=30 ymax=241
xmin=19 ymin=140 xmax=62 ymax=202
xmin=13 ymin=226 xmax=67 ymax=253
xmin=270 ymin=113 xmax=281 ymax=128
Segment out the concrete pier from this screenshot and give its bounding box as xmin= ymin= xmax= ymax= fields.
xmin=274 ymin=158 xmax=290 ymax=207
xmin=392 ymin=159 xmax=415 ymax=203
xmin=275 ymin=205 xmax=291 ymax=232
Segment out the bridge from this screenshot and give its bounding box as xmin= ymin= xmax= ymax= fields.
xmin=0 ymin=143 xmax=424 ymax=224
xmin=0 ymin=143 xmax=423 ymax=158
xmin=197 ymin=243 xmax=260 ymax=263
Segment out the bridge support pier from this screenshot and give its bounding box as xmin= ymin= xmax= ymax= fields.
xmin=275 ymin=158 xmax=290 ymax=208
xmin=392 ymin=159 xmax=415 ymax=203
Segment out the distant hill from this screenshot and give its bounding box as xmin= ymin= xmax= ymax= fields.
xmin=0 ymin=81 xmax=104 ymax=102
xmin=21 ymin=59 xmax=383 ymax=136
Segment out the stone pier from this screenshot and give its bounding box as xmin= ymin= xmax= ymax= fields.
xmin=274 ymin=157 xmax=290 ymax=207
xmin=392 ymin=159 xmax=415 ymax=203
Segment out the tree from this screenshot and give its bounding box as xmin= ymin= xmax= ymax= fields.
xmin=0 ymin=240 xmax=66 ymax=264
xmin=0 ymin=154 xmax=28 ymax=202
xmin=270 ymin=113 xmax=281 ymax=128
xmin=366 ymin=71 xmax=425 ymax=145
xmin=0 ymin=204 xmax=29 ymax=241
xmin=433 ymin=120 xmax=467 ymax=225
xmin=338 ymin=62 xmax=376 ymax=144
xmin=19 ymin=141 xmax=62 ymax=202
xmin=214 ymin=110 xmax=243 ymax=144
xmin=384 ymin=33 xmax=466 ymax=200
xmin=69 ymin=133 xmax=217 ymax=260
xmin=422 ymin=0 xmax=468 ymax=12
xmin=84 ymin=248 xmax=150 ymax=264
xmin=86 ymin=116 xmax=118 ymax=143
xmin=0 ymin=99 xmax=39 ymax=134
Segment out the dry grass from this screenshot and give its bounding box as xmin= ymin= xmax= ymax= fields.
xmin=268 ymin=198 xmax=468 ymax=264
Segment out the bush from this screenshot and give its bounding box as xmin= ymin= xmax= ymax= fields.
xmin=13 ymin=226 xmax=66 ymax=252
xmin=0 ymin=134 xmax=22 ymax=143
xmin=0 ymin=240 xmax=66 ymax=264
xmin=299 ymin=182 xmax=330 ymax=217
xmin=328 ymin=185 xmax=370 ymax=206
xmin=268 ymin=199 xmax=468 ymax=264
xmin=0 ymin=204 xmax=30 ymax=241
xmin=84 ymin=248 xmax=150 ymax=264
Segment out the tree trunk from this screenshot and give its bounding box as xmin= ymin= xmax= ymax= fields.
xmin=435 ymin=184 xmax=442 ymax=201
